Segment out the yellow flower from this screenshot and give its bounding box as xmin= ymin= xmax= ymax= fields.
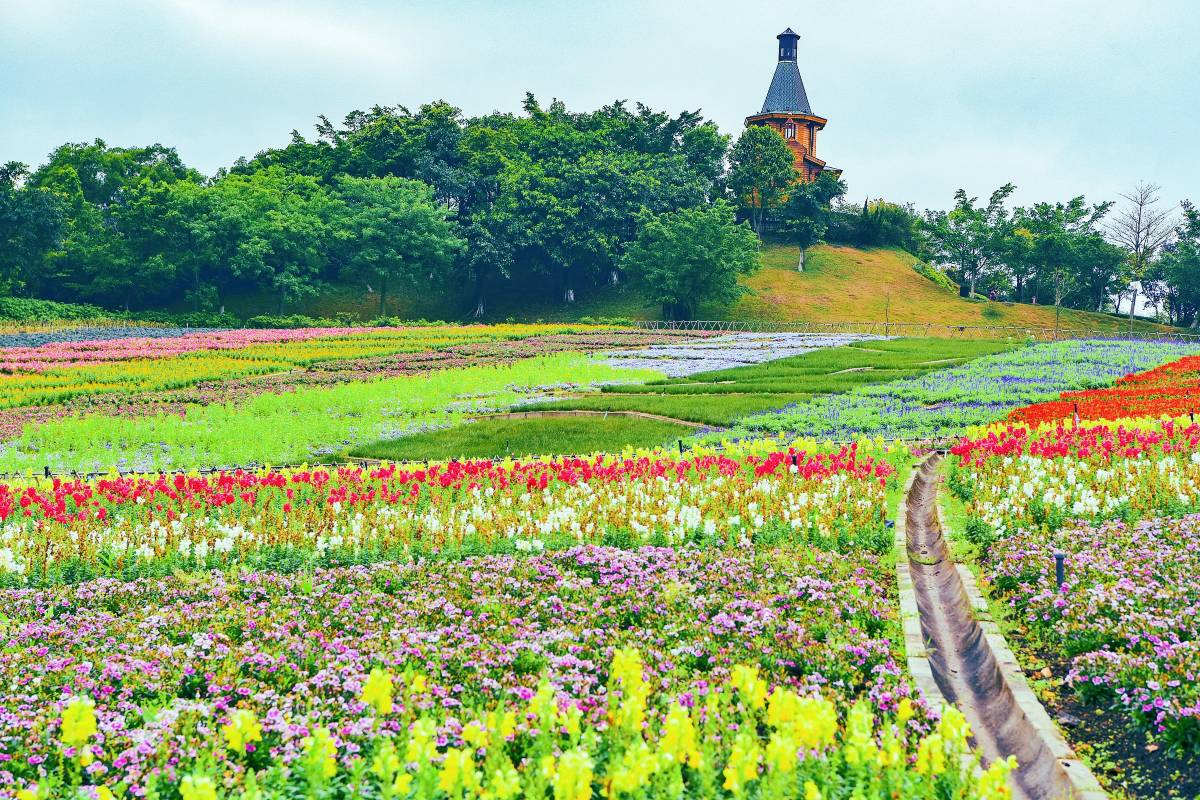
xmin=438 ymin=747 xmax=481 ymax=794
xmin=979 ymin=756 xmax=1017 ymax=799
xmin=60 ymin=696 xmax=98 ymax=749
xmin=608 ymin=649 xmax=648 ymax=734
xmin=897 ymin=697 xmax=914 ymax=726
xmin=222 ymin=709 xmax=262 ymax=754
xmin=607 ymin=739 xmax=661 ymax=797
xmin=360 ymin=667 xmax=395 ymax=715
xmin=552 ymin=748 xmax=594 ymax=800
xmin=371 ymin=738 xmax=402 ymax=783
xmin=730 ymin=665 xmax=768 ymax=712
xmin=485 ymin=761 xmax=522 ymax=800
xmin=409 ymin=673 xmax=428 ymax=695
xmin=15 ymin=786 xmax=40 ymax=800
xmin=392 ymin=773 xmax=413 ymax=795
xmin=721 ymin=731 xmax=761 ymax=795
xmin=937 ymin=705 xmax=972 ymax=748
xmin=843 ymin=701 xmax=878 ymax=765
xmin=462 ymin=720 xmax=488 ymax=749
xmin=405 ymin=718 xmax=438 ymax=764
xmin=765 ymin=731 xmax=798 ymax=774
xmin=303 ymin=726 xmax=338 ymax=779
xmin=659 ymin=703 xmax=701 ymax=768
xmin=914 ymin=732 xmax=946 ymax=776
xmin=804 ymin=780 xmax=821 ymax=800
xmin=95 ymin=788 xmax=116 ymax=800
xmin=180 ymin=775 xmax=218 ymax=800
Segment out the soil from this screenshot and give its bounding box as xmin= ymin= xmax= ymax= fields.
xmin=1017 ymin=648 xmax=1200 ymax=799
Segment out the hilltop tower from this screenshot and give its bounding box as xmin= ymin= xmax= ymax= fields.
xmin=745 ymin=28 xmax=840 ymax=182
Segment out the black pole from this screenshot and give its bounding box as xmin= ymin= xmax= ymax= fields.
xmin=1054 ymin=552 xmax=1066 ymax=589
xmin=678 ymin=439 xmax=684 ymax=455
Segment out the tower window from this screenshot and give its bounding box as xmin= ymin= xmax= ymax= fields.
xmin=784 ymin=125 xmax=795 ymax=139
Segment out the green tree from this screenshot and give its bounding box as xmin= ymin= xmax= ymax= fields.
xmin=332 ymin=175 xmax=463 ymax=316
xmin=778 ymin=171 xmax=846 ymax=253
xmin=728 ymin=125 xmax=795 ymax=236
xmin=922 ymin=185 xmax=1016 ymax=298
xmin=621 ymin=201 xmax=759 ymax=320
xmin=0 ymin=162 xmax=63 ymax=295
xmin=1152 ymin=202 xmax=1200 ymax=326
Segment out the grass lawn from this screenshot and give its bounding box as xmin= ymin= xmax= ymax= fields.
xmin=348 ymin=415 xmax=694 ymax=461
xmin=525 ymin=337 xmax=1019 ymax=427
xmin=513 ymin=392 xmax=813 ymax=427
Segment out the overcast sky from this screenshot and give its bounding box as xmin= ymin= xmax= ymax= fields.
xmin=2 ymin=0 xmax=1197 ymax=212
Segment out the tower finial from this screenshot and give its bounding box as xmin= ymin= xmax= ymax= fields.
xmin=777 ymin=28 xmax=799 ymax=62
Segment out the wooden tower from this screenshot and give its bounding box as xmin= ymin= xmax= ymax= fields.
xmin=744 ymin=28 xmax=840 ymax=182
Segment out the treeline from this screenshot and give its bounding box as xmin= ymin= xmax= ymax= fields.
xmin=0 ymin=98 xmax=736 ymax=319
xmin=2 ymin=94 xmax=1197 ymax=323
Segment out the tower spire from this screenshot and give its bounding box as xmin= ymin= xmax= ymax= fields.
xmin=777 ymin=27 xmax=799 ymax=62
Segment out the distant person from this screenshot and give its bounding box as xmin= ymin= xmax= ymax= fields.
xmin=988 ymin=289 xmax=998 ymax=302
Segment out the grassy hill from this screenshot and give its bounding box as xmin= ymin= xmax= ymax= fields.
xmin=215 ymin=243 xmax=1172 ymax=334
xmin=728 ymin=244 xmax=1170 ymax=333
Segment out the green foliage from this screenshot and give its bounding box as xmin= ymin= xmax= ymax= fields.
xmin=620 ymin=201 xmax=759 ymax=319
xmin=829 ymin=199 xmax=922 ymax=251
xmin=350 ymin=414 xmax=693 ymax=461
xmin=0 ymin=296 xmax=105 ymax=321
xmin=778 ymin=171 xmax=846 ymax=248
xmin=728 ymin=125 xmax=796 ymax=235
xmin=910 ymin=258 xmax=959 ymax=293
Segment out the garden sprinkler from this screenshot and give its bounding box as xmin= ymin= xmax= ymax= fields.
xmin=1053 ymin=552 xmax=1066 ymax=589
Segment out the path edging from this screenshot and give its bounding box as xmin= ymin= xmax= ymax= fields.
xmin=895 ymin=460 xmax=949 ymax=709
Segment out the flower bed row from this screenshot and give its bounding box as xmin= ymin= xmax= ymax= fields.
xmin=1011 ymin=352 xmax=1200 ymax=426
xmin=0 ymin=545 xmax=1015 ymax=799
xmin=724 ymin=340 xmax=1200 ymax=442
xmin=0 ymin=445 xmax=896 ymax=585
xmin=948 ymin=421 xmax=1200 ymax=541
xmin=984 ymin=515 xmax=1200 ymax=752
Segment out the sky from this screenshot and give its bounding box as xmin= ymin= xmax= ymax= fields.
xmin=2 ymin=0 xmax=1197 ymax=213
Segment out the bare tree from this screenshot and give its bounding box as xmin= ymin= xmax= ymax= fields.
xmin=1109 ymin=182 xmax=1176 ymax=330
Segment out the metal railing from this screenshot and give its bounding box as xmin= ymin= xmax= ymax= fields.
xmin=635 ymin=319 xmax=1200 ymax=342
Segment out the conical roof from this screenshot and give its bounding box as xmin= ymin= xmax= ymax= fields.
xmin=760 ymin=59 xmax=813 ymax=115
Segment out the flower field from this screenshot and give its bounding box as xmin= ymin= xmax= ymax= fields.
xmin=984 ymin=515 xmax=1200 ymax=750
xmin=9 ymin=326 xmax=1200 ymax=799
xmin=946 ymin=348 xmax=1200 ymax=769
xmin=0 ymin=544 xmax=1010 ymax=798
xmin=722 ymin=340 xmax=1200 ymax=442
xmin=0 ymin=444 xmax=895 ymax=585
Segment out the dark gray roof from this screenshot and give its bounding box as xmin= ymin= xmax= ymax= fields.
xmin=760 ymin=60 xmax=813 ymax=115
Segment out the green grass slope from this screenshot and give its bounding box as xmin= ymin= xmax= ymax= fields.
xmin=728 ymin=244 xmax=1171 ymax=333
xmin=211 ymin=243 xmax=1173 ymax=334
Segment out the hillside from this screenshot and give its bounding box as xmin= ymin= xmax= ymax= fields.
xmin=727 ymin=244 xmax=1172 ymax=333
xmin=190 ymin=243 xmax=1173 ymax=334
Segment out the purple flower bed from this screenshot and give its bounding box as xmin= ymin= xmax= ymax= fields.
xmin=0 ymin=545 xmax=924 ymax=793
xmin=984 ymin=515 xmax=1200 ymax=750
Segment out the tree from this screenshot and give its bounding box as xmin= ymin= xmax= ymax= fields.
xmin=1154 ymin=202 xmax=1200 ymax=326
xmin=728 ymin=125 xmax=795 ymax=236
xmin=922 ymin=185 xmax=1016 ymax=298
xmin=332 ymin=175 xmax=463 ymax=316
xmin=620 ymin=201 xmax=759 ymax=320
xmin=0 ymin=162 xmax=63 ymax=295
xmin=778 ymin=171 xmax=846 ymax=255
xmin=1014 ymin=198 xmax=1113 ymax=315
xmin=1109 ymin=182 xmax=1175 ymax=327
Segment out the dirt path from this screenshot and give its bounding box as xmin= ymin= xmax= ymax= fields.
xmin=905 ymin=456 xmax=1094 ymax=800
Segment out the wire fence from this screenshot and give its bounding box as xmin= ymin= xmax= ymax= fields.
xmin=634 ymin=319 xmax=1200 ymax=342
